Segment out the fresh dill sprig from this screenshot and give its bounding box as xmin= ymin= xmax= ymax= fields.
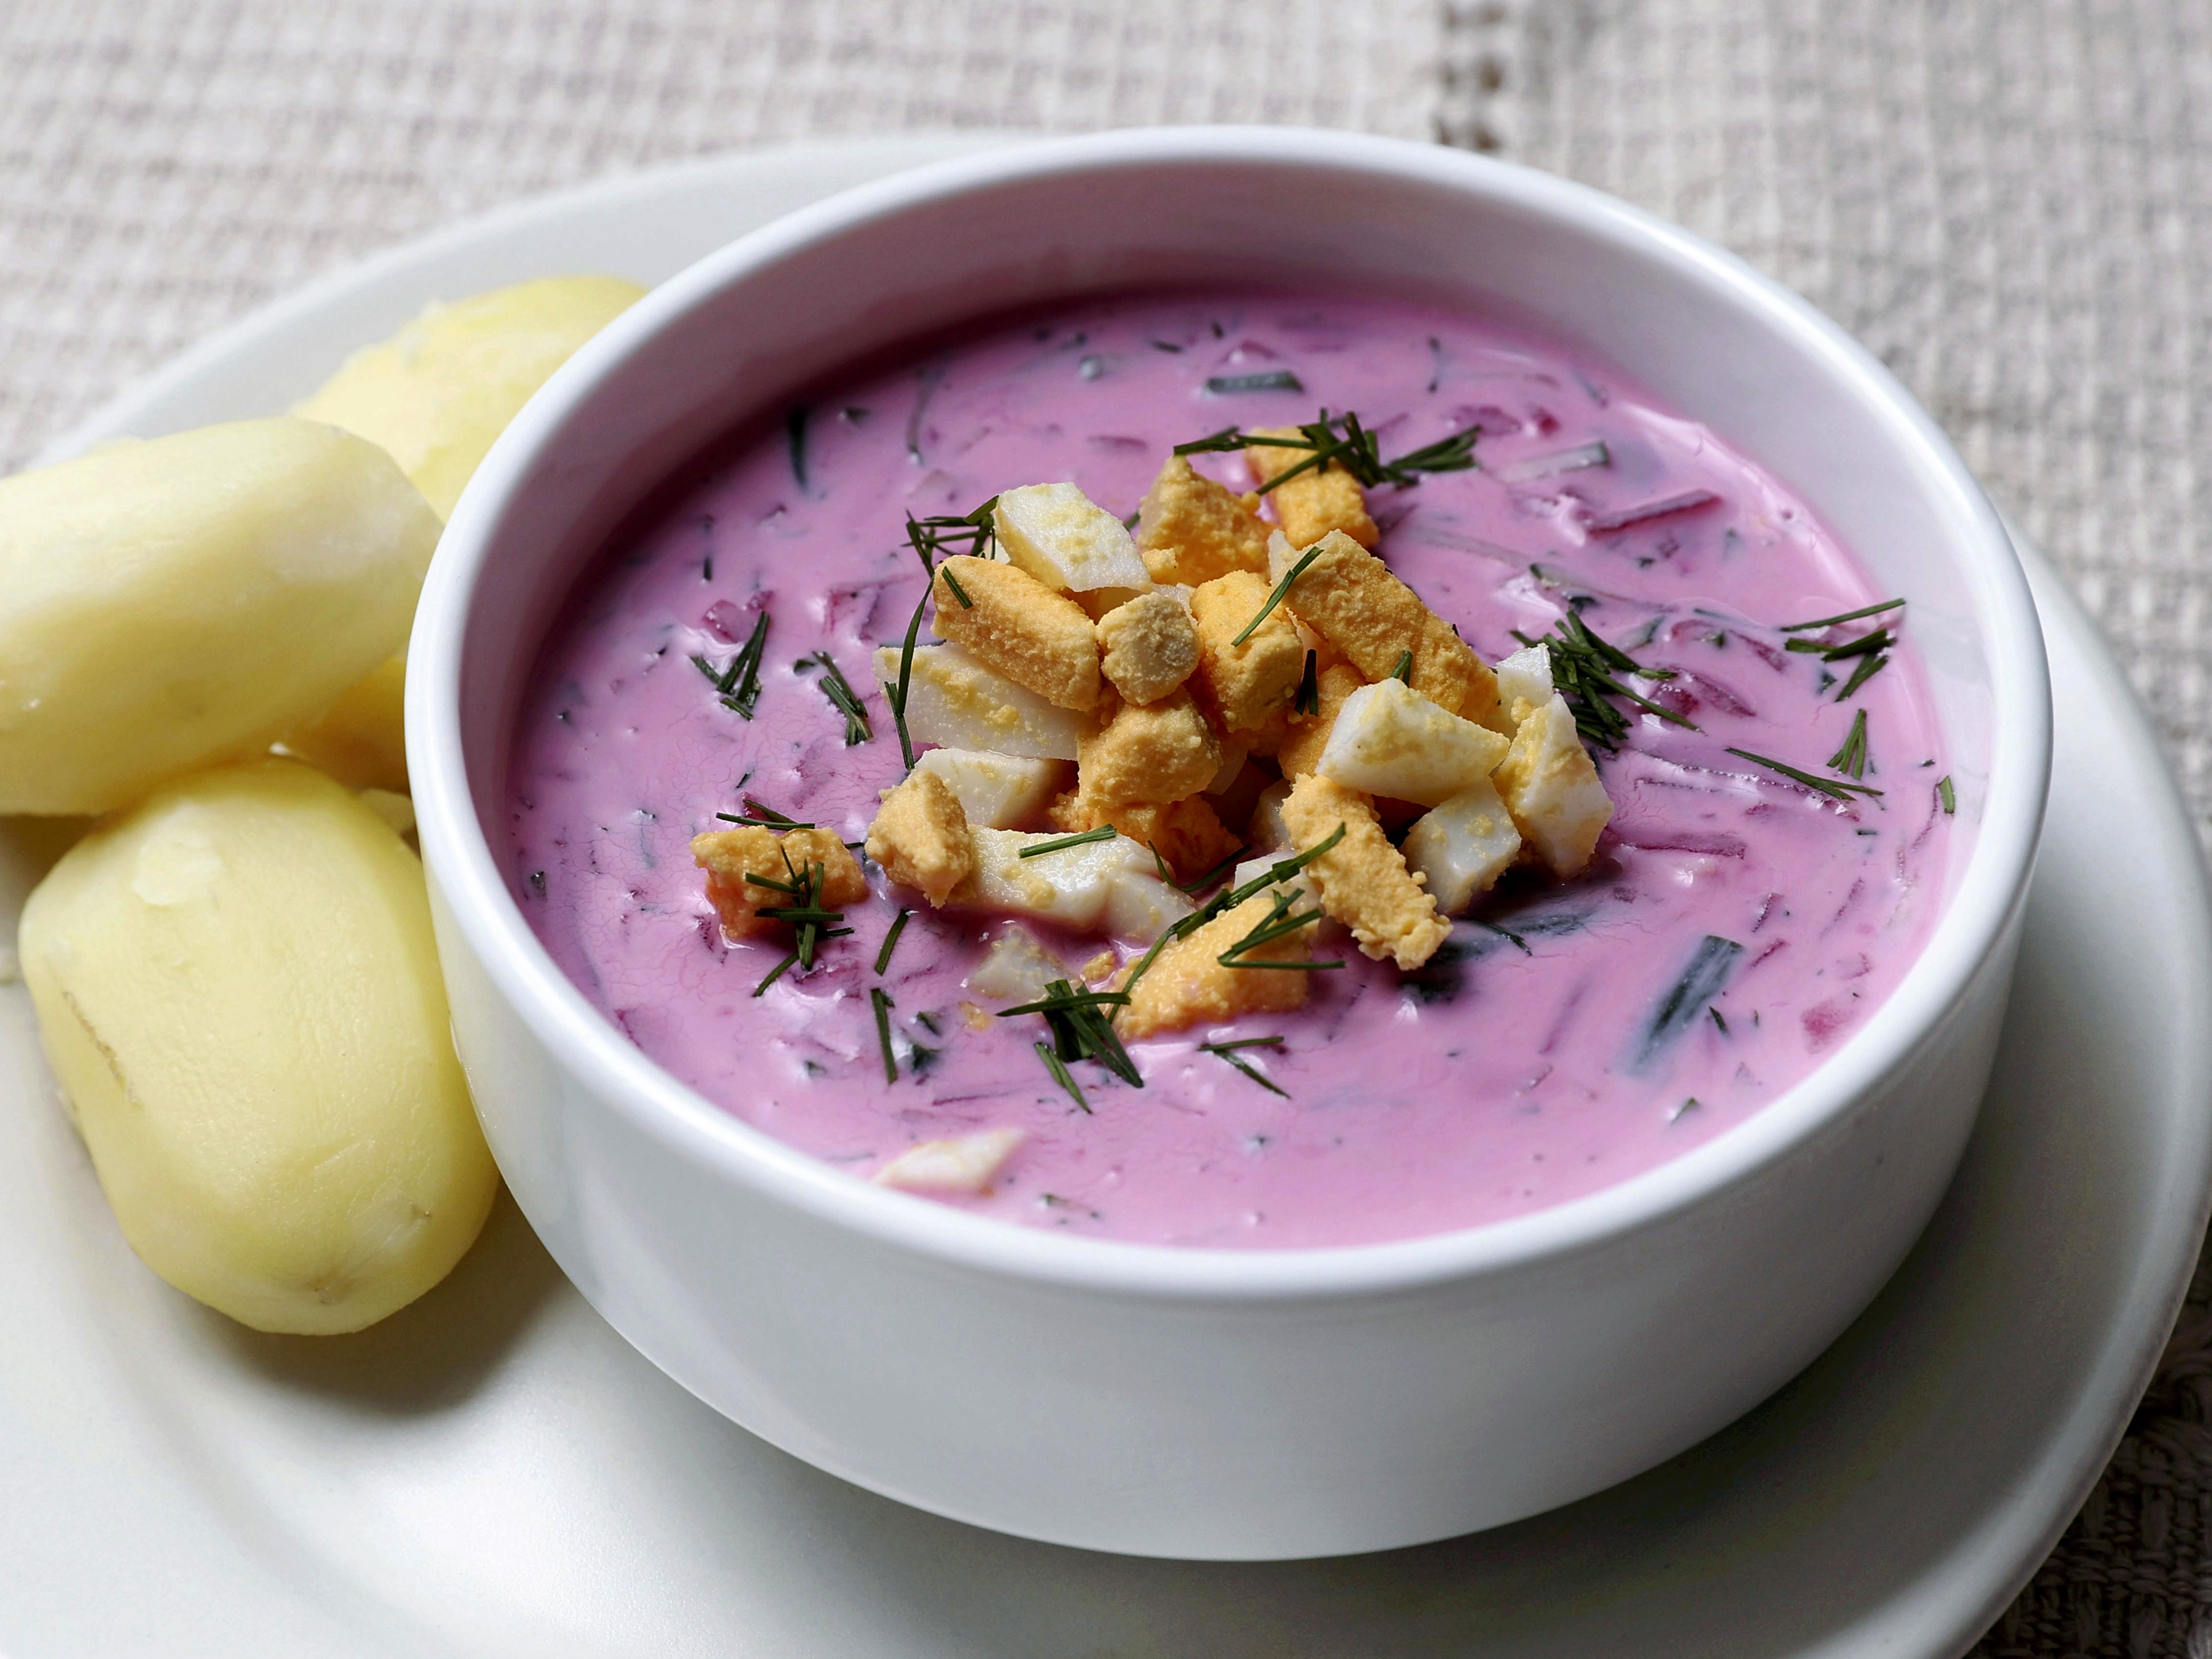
xmin=799 ymin=650 xmax=872 ymax=745
xmin=1217 ymin=888 xmax=1343 ymax=972
xmin=1174 ymin=409 xmax=1481 ymax=494
xmin=1116 ymin=825 xmax=1349 ymax=1009
xmin=1294 ymin=648 xmax=1319 ymax=715
xmin=875 ymin=909 xmax=911 ymax=975
xmin=1035 ymin=1042 xmax=1090 ymax=1112
xmin=1826 ymin=708 xmax=1871 ymax=780
xmin=690 ymin=608 xmax=770 ymax=717
xmin=1199 ymin=1035 xmax=1289 ymax=1097
xmin=1936 ymin=774 xmax=1956 ymax=814
xmin=1018 ymin=825 xmax=1118 ymax=859
xmin=871 ymin=987 xmax=898 ymax=1083
xmin=1727 ymin=747 xmax=1884 ymax=802
xmin=1780 ymin=598 xmax=1906 ymax=633
xmin=1512 ymin=610 xmax=1693 ymax=754
xmin=1233 ymin=544 xmax=1323 ymax=646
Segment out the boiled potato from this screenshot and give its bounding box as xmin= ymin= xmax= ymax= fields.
xmin=0 ymin=418 xmax=438 ymax=814
xmin=276 ymin=652 xmax=410 ymax=793
xmin=281 ymin=275 xmax=648 ymax=789
xmin=292 ymin=274 xmax=647 ymax=519
xmin=19 ymin=759 xmax=497 ymax=1333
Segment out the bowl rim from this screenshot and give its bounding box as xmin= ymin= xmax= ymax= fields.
xmin=409 ymin=124 xmax=2052 ymax=1300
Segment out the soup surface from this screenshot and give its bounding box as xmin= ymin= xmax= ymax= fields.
xmin=508 ymin=288 xmax=1954 ymax=1247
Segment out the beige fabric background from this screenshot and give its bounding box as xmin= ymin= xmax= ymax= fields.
xmin=2 ymin=1 xmax=2205 ymax=1652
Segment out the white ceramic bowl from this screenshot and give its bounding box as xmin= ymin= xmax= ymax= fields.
xmin=409 ymin=127 xmax=2051 ymax=1560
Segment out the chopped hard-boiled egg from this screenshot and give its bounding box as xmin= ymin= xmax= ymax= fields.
xmin=1493 ymin=643 xmax=1553 ymax=725
xmin=912 ymin=747 xmax=1070 ymax=830
xmin=994 ymin=482 xmax=1153 ymax=593
xmin=1314 ymin=677 xmax=1511 ymax=808
xmin=949 ymin=828 xmax=1180 ymax=938
xmin=964 ymin=924 xmax=1071 ymax=1002
xmin=1493 ymin=693 xmax=1613 ymax=878
xmin=873 ymin=1128 xmax=1025 ymax=1194
xmin=1402 ymin=777 xmax=1523 ymax=915
xmin=873 ymin=642 xmax=1085 ymax=760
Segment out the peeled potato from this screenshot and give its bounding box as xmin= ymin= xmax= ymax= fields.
xmin=291 ymin=274 xmax=647 ymax=519
xmin=281 ymin=274 xmax=648 ymax=789
xmin=18 ymin=759 xmax=497 ymax=1333
xmin=276 ymin=651 xmax=410 ymax=793
xmin=0 ymin=418 xmax=439 ymax=814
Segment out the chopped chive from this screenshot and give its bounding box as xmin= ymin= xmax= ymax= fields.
xmin=1514 ymin=610 xmax=1694 ymax=754
xmin=799 ymin=650 xmax=873 ymax=745
xmin=691 ymin=608 xmax=771 ymax=717
xmin=1391 ymin=649 xmax=1413 ymax=683
xmin=1204 ymin=370 xmax=1305 ymax=395
xmin=871 ymin=987 xmax=898 ymax=1083
xmin=1035 ymin=1042 xmax=1090 ymax=1112
xmin=1710 ymin=1006 xmax=1729 ymax=1035
xmin=875 ymin=909 xmax=911 ymax=974
xmin=1149 ymin=841 xmax=1174 ymax=884
xmin=1018 ymin=825 xmax=1118 ymax=858
xmin=997 ymin=987 xmax=1133 ymax=1017
xmin=1780 ymin=598 xmax=1906 ymax=633
xmin=1116 ymin=824 xmax=1347 ymax=1010
xmin=1233 ymin=544 xmax=1323 ymax=646
xmin=1479 ymin=919 xmax=1530 ymax=954
xmin=1726 ymin=747 xmax=1884 ymax=801
xmin=939 ymin=565 xmax=973 ymax=609
xmin=741 ymin=869 xmax=802 ymax=895
xmin=726 ymin=796 xmax=814 ymax=829
xmin=1200 ymin=1037 xmax=1289 ymax=1096
xmin=1835 ymin=651 xmax=1890 ymax=701
xmin=786 ymin=404 xmax=812 ymax=493
xmin=753 ymin=949 xmax=800 ymax=996
xmin=1295 ymin=648 xmax=1319 ymax=715
xmin=1217 ymin=888 xmax=1342 ymax=971
xmin=1496 ymin=440 xmax=1609 ymax=484
xmin=1177 ymin=850 xmax=1245 ymax=894
xmin=1936 ymin=775 xmax=1956 ymax=813
xmin=1174 ymin=411 xmax=1480 ymax=492
xmin=1826 ymin=708 xmax=1871 ymax=780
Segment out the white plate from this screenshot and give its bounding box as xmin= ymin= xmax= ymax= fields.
xmin=2 ymin=137 xmax=2206 ymax=1659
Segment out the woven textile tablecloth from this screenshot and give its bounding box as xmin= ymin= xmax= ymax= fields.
xmin=3 ymin=3 xmax=2207 ymax=1652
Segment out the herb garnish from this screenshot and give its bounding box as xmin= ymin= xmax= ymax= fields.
xmin=1826 ymin=707 xmax=1871 ymax=780
xmin=1200 ymin=1035 xmax=1289 ymax=1096
xmin=1294 ymin=648 xmax=1319 ymax=715
xmin=1833 ymin=649 xmax=1890 ymax=701
xmin=871 ymin=987 xmax=898 ymax=1082
xmin=1233 ymin=544 xmax=1323 ymax=646
xmin=1203 ymin=370 xmax=1305 ymax=395
xmin=1035 ymin=1043 xmax=1090 ymax=1112
xmin=1726 ymin=747 xmax=1884 ymax=802
xmin=753 ymin=850 xmax=849 ymax=971
xmin=1390 ymin=649 xmax=1413 ymax=683
xmin=938 ymin=565 xmax=974 ymax=609
xmin=1217 ymin=887 xmax=1342 ymax=972
xmin=1780 ymin=598 xmax=1906 ymax=632
xmin=786 ymin=405 xmax=812 ymax=493
xmin=1176 ymin=850 xmax=1245 ymax=894
xmin=875 ymin=908 xmax=911 ymax=975
xmin=716 ymin=796 xmax=815 ymax=829
xmin=882 ymin=495 xmax=999 ymax=768
xmin=1513 ymin=611 xmax=1693 ymax=753
xmin=1115 ymin=824 xmax=1349 ymax=1009
xmin=799 ymin=650 xmax=872 ymax=745
xmin=691 ymin=609 xmax=770 ymax=716
xmin=1175 ymin=409 xmax=1480 ymax=495
xmin=1001 ymin=981 xmax=1141 ymax=1089
xmin=1018 ymin=825 xmax=1118 ymax=859
xmin=1936 ymin=775 xmax=1956 ymax=814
